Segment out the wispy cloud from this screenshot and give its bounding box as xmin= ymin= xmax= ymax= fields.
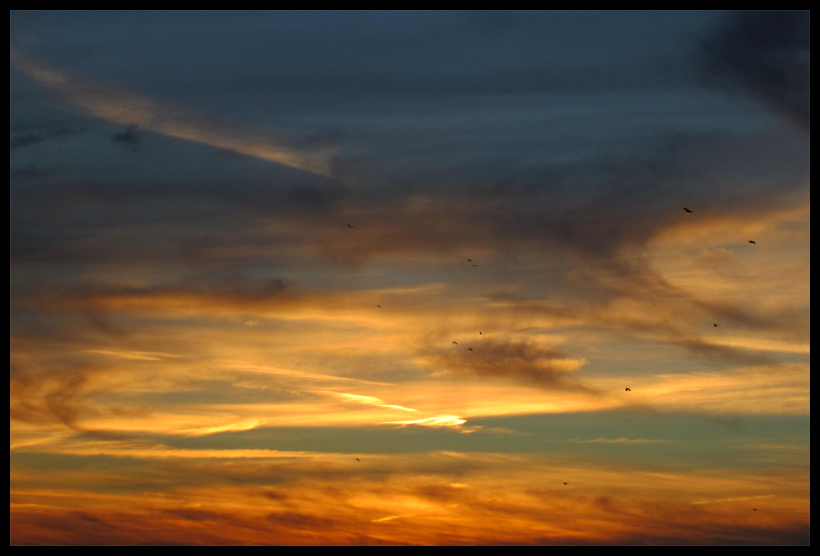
xmin=692 ymin=494 xmax=776 ymax=505
xmin=569 ymin=437 xmax=673 ymax=444
xmin=83 ymin=349 xmax=189 ymax=361
xmin=9 ymin=48 xmax=336 ymax=176
xmin=384 ymin=415 xmax=467 ymax=429
xmin=317 ymin=391 xmax=419 ymax=412
xmin=10 ymin=127 xmax=80 ymax=151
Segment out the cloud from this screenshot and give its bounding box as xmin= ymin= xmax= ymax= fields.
xmin=318 ymin=391 xmax=418 ymax=412
xmin=10 ymin=453 xmax=811 ymax=545
xmin=383 ymin=415 xmax=467 ymax=429
xmin=9 ymin=48 xmax=336 ymax=176
xmin=111 ymin=124 xmax=143 ymax=151
xmin=570 ymin=437 xmax=673 ymax=444
xmin=600 ymin=363 xmax=810 ymax=415
xmin=40 ymin=279 xmax=290 ymax=316
xmin=266 ymin=511 xmax=337 ymax=530
xmin=9 ymin=365 xmax=97 ymax=429
xmin=10 ymin=127 xmax=79 ymax=151
xmin=421 ymin=340 xmax=592 ymax=392
xmin=699 ymin=11 xmax=810 ymax=132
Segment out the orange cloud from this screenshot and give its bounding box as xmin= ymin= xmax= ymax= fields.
xmin=10 ymin=453 xmax=810 ymax=545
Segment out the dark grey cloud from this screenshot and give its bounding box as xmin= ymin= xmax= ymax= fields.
xmin=424 ymin=340 xmax=596 ymax=392
xmin=9 ymin=172 xmax=345 ymax=269
xmin=700 ymin=11 xmax=810 ymax=131
xmin=111 ymin=124 xmax=143 ymax=151
xmin=10 ymin=127 xmax=79 ymax=151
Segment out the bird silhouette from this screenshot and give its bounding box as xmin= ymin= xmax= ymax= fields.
xmin=376 ymin=305 xmax=381 ymax=308
xmin=753 ymin=508 xmax=757 ymax=511
xmin=683 ymin=207 xmax=693 ymax=213
xmin=467 ymin=259 xmax=472 ymax=262
xmin=467 ymin=348 xmax=473 ymax=351
xmin=749 ymin=240 xmax=756 ymax=244
xmin=347 ymin=223 xmax=354 ymax=228
xmin=625 ymin=388 xmax=631 ymax=392
xmin=453 ymin=341 xmax=458 ymax=345
xmin=355 ymin=458 xmax=360 ymax=462
xmin=479 ymin=331 xmax=482 ymax=334
xmin=714 ymin=323 xmax=718 ymax=327
xmin=563 ymin=482 xmax=568 ymax=486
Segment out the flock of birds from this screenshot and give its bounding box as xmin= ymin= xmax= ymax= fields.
xmin=350 ymin=208 xmax=763 ymax=507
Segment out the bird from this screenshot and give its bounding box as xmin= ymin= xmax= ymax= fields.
xmin=467 ymin=259 xmax=472 ymax=262
xmin=753 ymin=508 xmax=757 ymax=511
xmin=683 ymin=207 xmax=693 ymax=213
xmin=347 ymin=223 xmax=354 ymax=228
xmin=376 ymin=305 xmax=381 ymax=308
xmin=452 ymin=341 xmax=458 ymax=345
xmin=355 ymin=458 xmax=360 ymax=462
xmin=563 ymin=482 xmax=568 ymax=486
xmin=625 ymin=388 xmax=631 ymax=392
xmin=467 ymin=348 xmax=473 ymax=351
xmin=479 ymin=331 xmax=482 ymax=335
xmin=714 ymin=323 xmax=718 ymax=327
xmin=749 ymin=240 xmax=756 ymax=244
xmin=471 ymin=264 xmax=478 ymax=267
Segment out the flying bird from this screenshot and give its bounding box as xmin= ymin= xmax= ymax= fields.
xmin=749 ymin=240 xmax=756 ymax=244
xmin=376 ymin=305 xmax=381 ymax=308
xmin=714 ymin=323 xmax=718 ymax=327
xmin=753 ymin=509 xmax=757 ymax=511
xmin=479 ymin=331 xmax=482 ymax=334
xmin=471 ymin=264 xmax=479 ymax=267
xmin=467 ymin=348 xmax=473 ymax=351
xmin=467 ymin=259 xmax=472 ymax=262
xmin=625 ymin=388 xmax=631 ymax=392
xmin=355 ymin=458 xmax=360 ymax=462
xmin=683 ymin=207 xmax=693 ymax=213
xmin=453 ymin=341 xmax=458 ymax=345
xmin=347 ymin=223 xmax=354 ymax=228
xmin=563 ymin=482 xmax=568 ymax=486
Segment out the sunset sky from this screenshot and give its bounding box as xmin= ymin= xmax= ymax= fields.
xmin=10 ymin=11 xmax=810 ymax=545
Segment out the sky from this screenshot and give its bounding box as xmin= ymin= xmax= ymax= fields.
xmin=9 ymin=11 xmax=810 ymax=545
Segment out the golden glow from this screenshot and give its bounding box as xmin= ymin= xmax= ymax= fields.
xmin=10 ymin=453 xmax=809 ymax=544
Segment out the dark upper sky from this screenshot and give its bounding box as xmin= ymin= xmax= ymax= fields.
xmin=10 ymin=10 xmax=809 ymax=263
